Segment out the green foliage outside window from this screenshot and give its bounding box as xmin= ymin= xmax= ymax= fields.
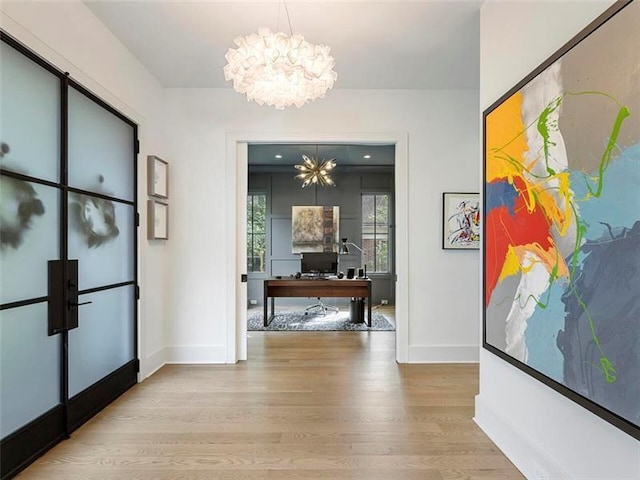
xmin=362 ymin=194 xmax=390 ymax=273
xmin=247 ymin=194 xmax=266 ymax=272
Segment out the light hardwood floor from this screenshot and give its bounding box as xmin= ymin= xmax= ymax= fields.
xmin=19 ymin=331 xmax=524 ymax=480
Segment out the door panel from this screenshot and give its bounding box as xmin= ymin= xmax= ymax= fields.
xmin=68 ymin=286 xmax=135 ymax=398
xmin=67 ymin=194 xmax=135 ymax=290
xmin=1 ymin=35 xmax=138 ymax=480
xmin=0 ymin=181 xmax=60 ymax=304
xmin=0 ymin=42 xmax=60 ymax=183
xmin=66 ymin=83 xmax=136 ymax=405
xmin=67 ymin=88 xmax=134 ymax=201
xmin=0 ymin=303 xmax=61 ymax=438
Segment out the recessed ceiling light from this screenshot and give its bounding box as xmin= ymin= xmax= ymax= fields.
xmin=275 ymin=154 xmax=283 ymax=159
xmin=363 ymin=155 xmax=371 ymax=159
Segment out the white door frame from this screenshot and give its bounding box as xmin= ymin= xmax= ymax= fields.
xmin=225 ymin=132 xmax=409 ymax=363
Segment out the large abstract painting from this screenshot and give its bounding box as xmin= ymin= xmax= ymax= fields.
xmin=291 ymin=206 xmax=339 ymax=254
xmin=483 ymin=0 xmax=639 ymax=440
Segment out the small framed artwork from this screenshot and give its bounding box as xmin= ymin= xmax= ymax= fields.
xmin=148 ymin=200 xmax=168 ymax=240
xmin=147 ymin=155 xmax=168 ymax=198
xmin=442 ymin=192 xmax=480 ymax=250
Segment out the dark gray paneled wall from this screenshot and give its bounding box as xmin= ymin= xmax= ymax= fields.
xmin=248 ymin=170 xmax=395 ymax=307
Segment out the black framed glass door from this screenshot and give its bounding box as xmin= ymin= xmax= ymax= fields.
xmin=0 ymin=33 xmax=139 ymax=479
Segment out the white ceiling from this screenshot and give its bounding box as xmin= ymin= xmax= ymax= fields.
xmin=84 ymin=0 xmax=481 ymax=90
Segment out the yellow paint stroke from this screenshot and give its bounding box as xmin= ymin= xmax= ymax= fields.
xmin=486 ymin=92 xmax=529 ymax=183
xmin=499 ymin=246 xmax=521 ymax=280
xmin=498 ymin=242 xmax=569 ymax=284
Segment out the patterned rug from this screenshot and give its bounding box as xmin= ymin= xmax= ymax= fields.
xmin=247 ymin=309 xmax=395 ymax=331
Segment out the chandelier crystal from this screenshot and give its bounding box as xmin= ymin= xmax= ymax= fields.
xmin=294 ymin=154 xmax=337 ymax=188
xmin=223 ymin=28 xmax=337 ymax=109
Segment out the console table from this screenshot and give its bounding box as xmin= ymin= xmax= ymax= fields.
xmin=263 ymin=278 xmax=372 ymax=327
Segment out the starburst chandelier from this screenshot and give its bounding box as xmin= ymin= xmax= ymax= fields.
xmin=294 ymin=154 xmax=337 ymax=188
xmin=222 ymin=3 xmax=337 ymax=109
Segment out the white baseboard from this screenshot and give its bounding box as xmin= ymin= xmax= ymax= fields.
xmin=137 ymin=345 xmax=230 ymax=381
xmin=407 ymin=345 xmax=479 ymax=363
xmin=139 ymin=347 xmax=167 ymax=380
xmin=474 ymin=394 xmax=570 ymax=480
xmin=164 ymin=345 xmax=228 ymax=364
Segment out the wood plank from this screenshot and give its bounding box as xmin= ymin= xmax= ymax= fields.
xmin=17 ymin=329 xmax=524 ymax=479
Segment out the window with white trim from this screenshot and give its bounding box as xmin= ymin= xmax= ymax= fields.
xmin=247 ymin=194 xmax=266 ymax=273
xmin=361 ymin=194 xmax=390 ymax=273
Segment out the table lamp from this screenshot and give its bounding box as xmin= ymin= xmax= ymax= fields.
xmin=339 ymin=238 xmax=367 ymax=278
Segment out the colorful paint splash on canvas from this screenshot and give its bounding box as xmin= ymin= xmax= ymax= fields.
xmin=444 ymin=193 xmax=480 ymax=249
xmin=483 ymin=1 xmax=639 ymax=436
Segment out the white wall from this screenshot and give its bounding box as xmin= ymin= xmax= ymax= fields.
xmin=0 ymin=0 xmax=169 ymax=379
xmin=163 ymin=87 xmax=480 ymax=363
xmin=476 ymin=2 xmax=640 ymax=479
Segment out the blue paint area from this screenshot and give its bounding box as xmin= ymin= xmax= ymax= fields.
xmin=524 ymin=143 xmax=639 ymax=388
xmin=486 ymin=180 xmax=519 ymax=215
xmin=525 ymin=278 xmax=566 ymax=382
xmin=558 ymin=219 xmax=640 ymax=422
xmin=571 ymin=142 xmax=640 ymax=239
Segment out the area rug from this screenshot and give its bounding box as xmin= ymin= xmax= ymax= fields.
xmin=247 ymin=310 xmax=395 ymax=331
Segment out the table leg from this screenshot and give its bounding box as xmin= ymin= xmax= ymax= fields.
xmin=263 ymin=292 xmax=268 ymax=327
xmin=270 ymin=297 xmax=274 ymax=324
xmin=367 ymin=283 xmax=372 ymax=327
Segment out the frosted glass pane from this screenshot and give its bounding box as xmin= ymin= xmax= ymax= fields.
xmin=68 ymin=88 xmax=134 ymax=201
xmin=0 ymin=303 xmax=61 ymax=438
xmin=0 ymin=180 xmax=60 ymax=304
xmin=0 ymin=43 xmax=60 ymax=182
xmin=67 ymin=195 xmax=134 ymax=290
xmin=68 ymin=286 xmax=134 ymax=397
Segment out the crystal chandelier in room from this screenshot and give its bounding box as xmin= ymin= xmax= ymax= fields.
xmin=222 ymin=3 xmax=337 ymax=109
xmin=294 ymin=154 xmax=337 ymax=188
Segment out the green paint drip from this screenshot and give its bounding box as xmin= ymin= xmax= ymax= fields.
xmin=569 ymin=202 xmax=587 ymax=277
xmin=564 ymin=91 xmax=630 ymax=200
xmin=566 ymin=280 xmax=615 ymax=382
xmin=537 ymin=96 xmax=562 ymax=176
xmin=585 ymin=105 xmax=630 ymax=198
xmin=600 ymin=357 xmax=617 ymax=383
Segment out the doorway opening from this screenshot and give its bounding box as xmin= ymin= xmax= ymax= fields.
xmin=226 ymin=132 xmax=409 ymax=363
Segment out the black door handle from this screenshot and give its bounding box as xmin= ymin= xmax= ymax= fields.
xmin=69 ymin=301 xmax=92 ymax=308
xmin=67 ymin=260 xmax=80 ymax=330
xmin=47 ymin=259 xmax=86 ymax=334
